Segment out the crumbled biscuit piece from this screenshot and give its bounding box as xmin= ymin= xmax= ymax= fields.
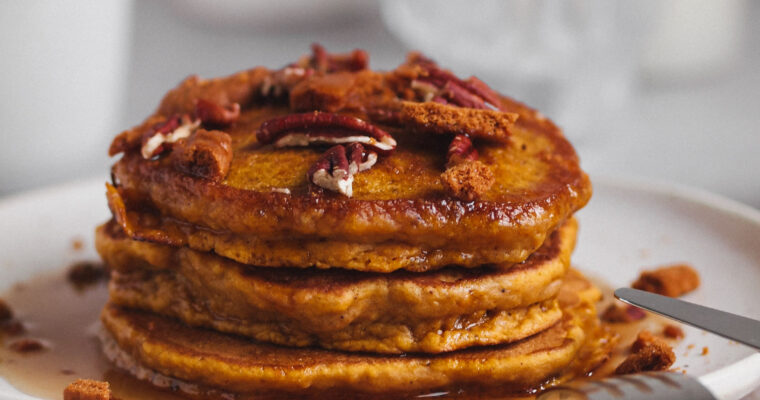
xmin=601 ymin=303 xmax=646 ymax=323
xmin=172 ymin=129 xmax=233 ymax=182
xmin=632 ymin=263 xmax=700 ymax=297
xmin=701 ymin=346 xmax=709 ymax=356
xmin=615 ymin=330 xmax=676 ymax=375
xmin=631 ymin=330 xmax=659 ymax=352
xmin=67 ymin=262 xmax=107 ymax=289
xmin=290 ymin=70 xmax=389 ymax=112
xmin=63 ymin=379 xmax=111 ymax=400
xmin=394 ymin=101 xmax=518 ymax=142
xmin=0 ymin=299 xmax=12 ymax=321
xmin=8 ymin=338 xmax=46 ymax=353
xmin=663 ymin=324 xmax=684 ymax=339
xmin=441 ymin=161 xmax=494 ymax=201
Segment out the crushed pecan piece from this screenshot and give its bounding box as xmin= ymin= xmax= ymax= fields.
xmin=307 ymin=143 xmax=376 ymax=197
xmin=601 ymin=303 xmax=647 ymax=323
xmin=8 ymin=338 xmax=46 ymax=353
xmin=63 ymin=379 xmax=112 ymax=400
xmin=308 ymin=145 xmax=352 ymax=196
xmin=441 ymin=161 xmax=495 ymax=201
xmin=346 ymin=142 xmax=377 ymax=174
xmin=615 ymin=330 xmax=676 ymax=375
xmin=257 ymin=111 xmax=396 ymax=154
xmin=447 ymin=134 xmax=479 ymax=166
xmin=67 ymin=261 xmax=107 ymax=289
xmin=376 ymin=101 xmax=517 ymax=143
xmin=663 ymin=324 xmax=685 ymax=339
xmin=632 ymin=263 xmax=700 ymax=297
xmin=195 ymin=98 xmax=240 ymax=127
xmin=140 ymin=114 xmax=200 ymax=159
xmin=171 ymin=129 xmax=233 ymax=182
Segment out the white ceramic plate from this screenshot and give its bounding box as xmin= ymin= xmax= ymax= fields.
xmin=0 ymin=176 xmax=759 ymax=399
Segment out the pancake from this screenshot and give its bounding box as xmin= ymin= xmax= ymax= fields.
xmin=100 ymin=269 xmax=605 ymax=395
xmin=96 ymin=220 xmax=575 ymax=353
xmin=109 ymin=269 xmax=562 ymax=354
xmin=107 ymin=63 xmax=591 ymax=272
xmin=105 ymin=195 xmax=569 ymax=273
xmin=97 ymin=218 xmax=575 ymax=329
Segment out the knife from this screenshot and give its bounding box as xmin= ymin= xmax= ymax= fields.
xmin=614 ymin=288 xmax=760 ymax=351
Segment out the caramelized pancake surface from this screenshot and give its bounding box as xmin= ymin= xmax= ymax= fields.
xmin=100 ymin=269 xmax=605 ymax=394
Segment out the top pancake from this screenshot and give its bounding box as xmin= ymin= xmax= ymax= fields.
xmin=108 ymin=50 xmax=590 ymax=270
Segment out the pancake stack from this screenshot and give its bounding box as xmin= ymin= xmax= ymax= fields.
xmin=96 ymin=46 xmax=610 ymax=397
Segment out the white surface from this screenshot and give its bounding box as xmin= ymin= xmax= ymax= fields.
xmin=0 ymin=1 xmax=132 ymax=194
xmin=0 ymin=177 xmax=759 ymax=399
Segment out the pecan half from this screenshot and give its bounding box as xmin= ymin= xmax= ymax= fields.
xmin=140 ymin=114 xmax=200 ymax=159
xmin=257 ymin=111 xmax=397 ymax=154
xmin=195 ymin=99 xmax=240 ymax=127
xmin=307 ymin=143 xmax=375 ymax=197
xmin=171 ymin=129 xmax=233 ymax=182
xmin=406 ymin=55 xmax=505 ymax=111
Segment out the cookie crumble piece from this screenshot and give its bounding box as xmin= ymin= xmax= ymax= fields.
xmin=632 ymin=263 xmax=700 ymax=297
xmin=63 ymin=379 xmax=112 ymax=400
xmin=615 ymin=330 xmax=676 ymax=375
xmin=441 ymin=161 xmax=495 ymax=201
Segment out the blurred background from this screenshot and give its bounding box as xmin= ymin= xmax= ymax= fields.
xmin=1 ymin=0 xmax=758 ymax=209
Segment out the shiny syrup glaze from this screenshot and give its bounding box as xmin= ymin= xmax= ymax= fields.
xmin=0 ymin=266 xmax=679 ymax=400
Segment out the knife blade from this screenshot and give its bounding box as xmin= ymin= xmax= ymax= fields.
xmin=614 ymin=288 xmax=760 ymax=351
